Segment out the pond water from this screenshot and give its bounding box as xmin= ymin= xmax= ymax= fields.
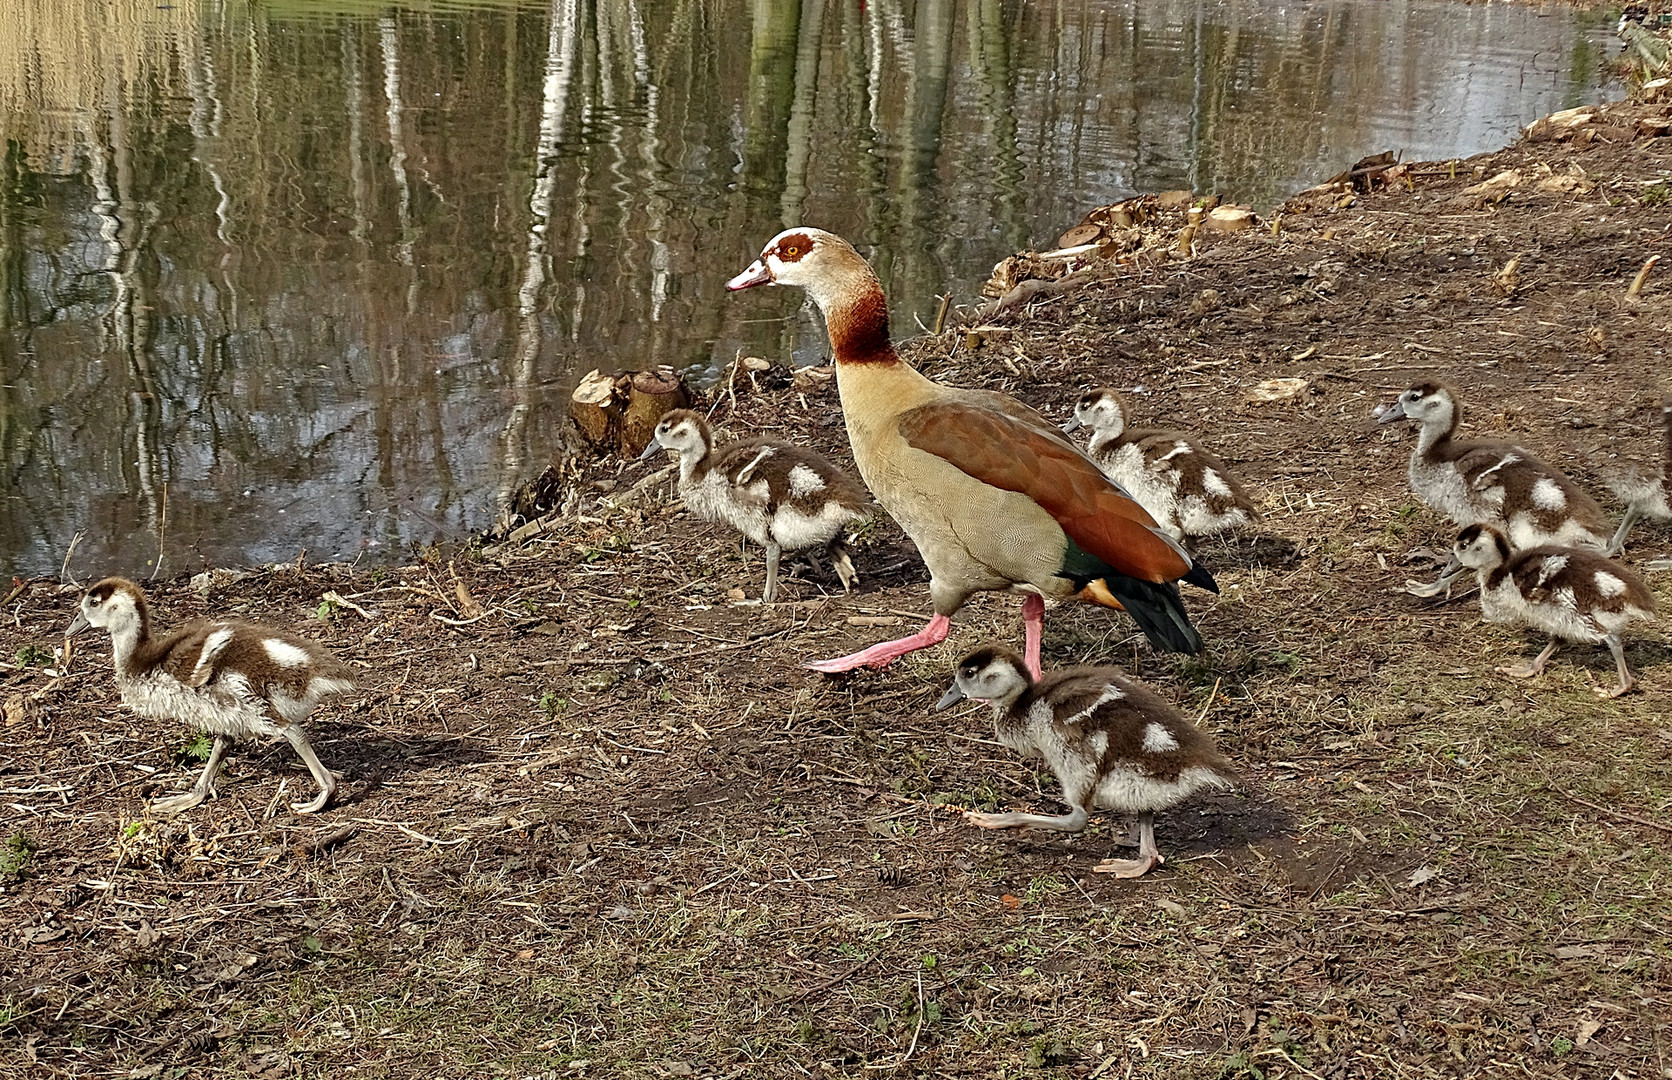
xmin=0 ymin=0 xmax=1618 ymax=577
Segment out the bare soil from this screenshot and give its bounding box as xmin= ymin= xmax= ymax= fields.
xmin=4 ymin=98 xmax=1671 ymax=1080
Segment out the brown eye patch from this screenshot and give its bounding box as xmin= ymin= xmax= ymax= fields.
xmin=774 ymin=232 xmax=814 ymax=262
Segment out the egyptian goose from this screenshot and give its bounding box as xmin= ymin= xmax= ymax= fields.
xmin=1448 ymin=525 xmax=1657 ymax=697
xmin=641 ymin=408 xmax=871 ymax=602
xmin=1064 ymin=387 xmax=1260 ymax=546
xmin=1604 ymin=394 xmax=1672 ymax=557
xmin=936 ymin=643 xmax=1238 ymax=878
xmin=66 ymin=577 xmax=354 ymax=814
xmin=1378 ymin=381 xmax=1609 ymax=595
xmin=726 ymin=228 xmax=1216 ymax=677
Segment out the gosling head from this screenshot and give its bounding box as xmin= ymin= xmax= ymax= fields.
xmin=1452 ymin=523 xmax=1513 ymax=572
xmin=1378 ymin=381 xmax=1458 ymax=430
xmin=639 ymin=409 xmax=714 ymax=462
xmin=66 ymin=577 xmax=148 ymax=639
xmin=935 ymin=644 xmax=1034 ymax=712
xmin=1064 ymin=387 xmax=1129 ymax=439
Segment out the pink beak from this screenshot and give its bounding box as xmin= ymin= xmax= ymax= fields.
xmin=725 ymin=259 xmax=773 ymax=290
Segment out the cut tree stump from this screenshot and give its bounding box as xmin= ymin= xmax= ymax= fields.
xmin=570 ymin=369 xmax=623 ymax=450
xmin=621 ymin=367 xmax=691 ymax=457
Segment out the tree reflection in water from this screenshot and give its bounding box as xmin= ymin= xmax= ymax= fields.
xmin=0 ymin=0 xmax=1614 ymax=575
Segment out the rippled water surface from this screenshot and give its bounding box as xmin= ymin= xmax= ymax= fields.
xmin=0 ymin=0 xmax=1618 ymax=575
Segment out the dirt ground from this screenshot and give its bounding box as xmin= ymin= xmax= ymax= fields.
xmin=4 ymin=96 xmax=1672 ymax=1080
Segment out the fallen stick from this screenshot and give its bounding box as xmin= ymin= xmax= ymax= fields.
xmin=1551 ymin=787 xmax=1672 ymax=835
xmin=1627 ymin=254 xmax=1660 ymax=300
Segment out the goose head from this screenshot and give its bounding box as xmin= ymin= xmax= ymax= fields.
xmin=1378 ymin=381 xmax=1458 ymax=431
xmin=1063 ymin=387 xmax=1129 ymax=439
xmin=726 ymin=228 xmax=882 ymax=319
xmin=66 ymin=577 xmax=147 ymax=639
xmin=1452 ymin=523 xmax=1513 ymax=573
xmin=639 ymin=409 xmax=715 ymax=463
xmin=935 ymin=644 xmax=1034 ymax=711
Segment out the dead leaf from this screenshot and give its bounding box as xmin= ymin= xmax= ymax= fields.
xmin=1575 ymin=1017 xmax=1602 ymax=1047
xmin=3 ymin=694 xmax=34 ymax=728
xmin=1246 ymin=377 xmax=1310 ymax=403
xmin=21 ymin=924 xmax=65 ymax=945
xmin=1000 ymin=893 xmax=1021 ymax=909
xmin=1405 ymin=864 xmax=1438 ymax=888
xmin=135 ymin=920 xmax=159 ymax=948
xmin=1155 ymin=898 xmax=1187 ymax=917
xmin=1462 ymin=169 xmax=1521 ymax=204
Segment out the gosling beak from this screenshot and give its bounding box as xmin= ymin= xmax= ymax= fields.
xmin=66 ymin=610 xmax=90 ymax=638
xmin=1376 ymin=400 xmax=1408 ymax=425
xmin=934 ymin=684 xmax=967 ymax=711
xmin=1061 ymin=416 xmax=1084 ymax=434
xmin=725 ymin=259 xmax=773 ymax=291
xmin=638 ymin=436 xmax=664 ymax=462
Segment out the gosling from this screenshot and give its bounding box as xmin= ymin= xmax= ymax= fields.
xmin=937 ymin=644 xmax=1238 ymax=878
xmin=67 ymin=577 xmax=354 ymax=814
xmin=1449 ymin=525 xmax=1657 ymax=698
xmin=641 ymin=409 xmax=871 ymax=602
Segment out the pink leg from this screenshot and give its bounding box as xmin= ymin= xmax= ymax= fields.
xmin=1021 ymin=593 xmax=1045 ymax=681
xmin=806 ymin=614 xmax=952 ymax=673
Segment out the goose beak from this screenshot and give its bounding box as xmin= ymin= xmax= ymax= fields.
xmin=1061 ymin=416 xmax=1083 ymax=434
xmin=638 ymin=436 xmax=664 ymax=462
xmin=934 ymin=684 xmax=967 ymax=711
xmin=66 ymin=610 xmax=90 ymax=638
xmin=1376 ymin=400 xmax=1408 ymax=424
xmin=726 ymin=259 xmax=773 ymax=291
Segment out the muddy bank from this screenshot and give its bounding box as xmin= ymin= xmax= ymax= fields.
xmin=3 ymin=97 xmax=1671 ymax=1078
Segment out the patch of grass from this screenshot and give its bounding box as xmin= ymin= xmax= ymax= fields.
xmin=1642 ymin=181 xmax=1668 ymax=206
xmin=173 ymin=731 xmax=214 ymax=765
xmin=0 ymin=830 xmax=37 ymax=877
xmin=13 ymin=643 xmax=51 ymax=667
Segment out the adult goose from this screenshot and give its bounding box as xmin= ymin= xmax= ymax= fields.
xmin=726 ymin=228 xmax=1216 ymax=677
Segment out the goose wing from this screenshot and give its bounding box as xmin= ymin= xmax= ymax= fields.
xmin=896 ymin=400 xmax=1212 ymax=589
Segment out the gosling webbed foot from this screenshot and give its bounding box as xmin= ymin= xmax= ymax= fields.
xmin=1092 ymin=853 xmax=1163 ymax=879
xmin=149 ymin=785 xmax=212 ymax=816
xmin=290 ymin=779 xmax=337 ymax=815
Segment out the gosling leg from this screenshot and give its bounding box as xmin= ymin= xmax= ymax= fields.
xmin=1598 ymin=634 xmax=1638 ymax=699
xmin=964 ymin=803 xmax=1089 ymax=833
xmin=1094 ymin=812 xmax=1163 ymax=878
xmin=760 ymin=541 xmax=784 ymax=604
xmin=150 ymin=734 xmax=233 ymax=815
xmin=828 ymin=538 xmax=859 ymax=593
xmin=281 ymin=724 xmax=339 ymax=814
xmin=1498 ymin=639 xmax=1558 ymax=679
xmin=1604 ymin=506 xmax=1640 ymax=558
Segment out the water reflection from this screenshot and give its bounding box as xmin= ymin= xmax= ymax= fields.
xmin=0 ymin=0 xmax=1616 ymax=576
